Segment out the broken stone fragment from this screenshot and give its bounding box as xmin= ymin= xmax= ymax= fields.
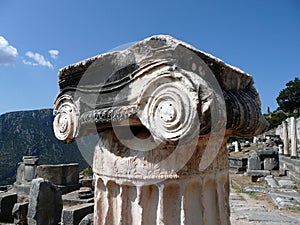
xmin=27 ymin=178 xmax=62 ymax=225
xmin=78 ymin=187 xmax=93 ymax=199
xmin=12 ymin=202 xmax=28 ymax=224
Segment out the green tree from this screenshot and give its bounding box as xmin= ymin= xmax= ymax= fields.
xmin=276 ymin=77 xmax=300 ymax=113
xmin=264 ymin=111 xmax=288 ymax=130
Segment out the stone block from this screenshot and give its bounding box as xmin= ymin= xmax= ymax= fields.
xmin=12 ymin=202 xmax=28 ymax=224
xmin=248 ymin=213 xmax=299 ymax=223
xmin=79 ymin=213 xmax=94 ymax=225
xmin=228 ymin=156 xmax=248 ymax=171
xmin=16 ymin=163 xmax=25 ymax=184
xmin=78 ymin=187 xmax=93 ymax=199
xmin=0 ymin=186 xmax=7 ymax=192
xmin=277 ymin=179 xmax=296 ymax=189
xmin=256 ymin=149 xmax=278 ymax=157
xmin=80 ymin=178 xmax=93 ymax=188
xmin=37 ymin=163 xmax=79 ymax=185
xmin=244 ymin=186 xmax=267 ymax=193
xmin=264 ymin=176 xmax=278 ymax=188
xmin=27 ymin=178 xmax=62 ymax=225
xmin=248 ymin=155 xmax=261 ymax=170
xmin=61 ymin=203 xmax=94 ymax=225
xmin=62 ymin=190 xmax=94 ymax=205
xmin=0 ymin=192 xmax=17 ymax=223
xmin=57 ymin=184 xmax=80 ymax=195
xmin=14 ymin=184 xmax=31 ymax=196
xmin=264 ymin=158 xmax=279 ymax=170
xmin=246 ymin=170 xmax=271 ymax=177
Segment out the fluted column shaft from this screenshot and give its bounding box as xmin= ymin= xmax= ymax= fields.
xmin=93 ymin=129 xmax=230 ymax=225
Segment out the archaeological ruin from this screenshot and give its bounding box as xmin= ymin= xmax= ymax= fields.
xmin=1 ymin=35 xmax=299 ymax=224
xmin=52 ymin=35 xmax=268 ymax=225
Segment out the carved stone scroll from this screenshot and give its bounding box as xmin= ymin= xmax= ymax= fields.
xmin=53 ymin=35 xmax=268 ymax=225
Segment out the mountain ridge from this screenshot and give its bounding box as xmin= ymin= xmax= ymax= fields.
xmin=0 ymin=108 xmax=89 ymax=185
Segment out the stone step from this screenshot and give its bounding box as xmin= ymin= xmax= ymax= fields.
xmin=265 ymin=175 xmax=279 ymax=188
xmin=61 ymin=203 xmax=94 ymax=225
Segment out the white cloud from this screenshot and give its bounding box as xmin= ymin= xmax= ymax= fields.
xmin=49 ymin=49 xmax=59 ymax=59
xmin=24 ymin=51 xmax=53 ymax=68
xmin=0 ymin=36 xmax=18 ymax=64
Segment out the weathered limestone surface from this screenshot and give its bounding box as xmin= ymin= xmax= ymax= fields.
xmin=53 ymin=35 xmax=267 ymax=143
xmin=93 ymin=130 xmax=230 ymax=225
xmin=27 ymin=178 xmax=62 ymax=225
xmin=276 ymin=117 xmax=299 ymax=183
xmin=0 ymin=192 xmax=17 ymax=223
xmin=278 ymin=144 xmax=283 ymax=155
xmin=228 ymin=156 xmax=248 ymax=171
xmin=37 ymin=163 xmax=79 ymax=185
xmin=282 ymin=121 xmax=290 ymax=156
xmin=14 ymin=158 xmax=79 ymax=196
xmin=79 ymin=213 xmax=94 ymax=225
xmin=12 ymin=202 xmax=29 ymax=224
xmin=14 ymin=156 xmax=39 ymax=196
xmin=53 ymin=35 xmax=267 ymax=225
xmin=61 ymin=203 xmax=94 ymax=225
xmin=290 ymin=117 xmax=298 ymax=158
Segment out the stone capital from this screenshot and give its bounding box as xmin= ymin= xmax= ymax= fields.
xmin=53 ymin=35 xmax=267 ymax=144
xmin=53 ymin=35 xmax=268 ymax=225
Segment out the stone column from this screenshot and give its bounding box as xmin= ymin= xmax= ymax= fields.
xmin=53 ymin=35 xmax=268 ymax=225
xmin=290 ymin=117 xmax=298 ymax=159
xmin=282 ymin=120 xmax=290 ymax=156
xmin=93 ymin=130 xmax=230 ymax=225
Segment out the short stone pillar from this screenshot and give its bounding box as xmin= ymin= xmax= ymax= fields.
xmin=282 ymin=120 xmax=290 ymax=156
xmin=14 ymin=156 xmax=39 ymax=196
xmin=53 ymin=35 xmax=267 ymax=225
xmin=233 ymin=141 xmax=240 ymax=152
xmin=278 ymin=144 xmax=283 ymax=155
xmin=15 ymin=156 xmax=39 ymax=183
xmin=290 ymin=117 xmax=298 ymax=159
xmin=23 ymin=156 xmax=39 ymax=182
xmin=253 ymin=136 xmax=258 ymax=144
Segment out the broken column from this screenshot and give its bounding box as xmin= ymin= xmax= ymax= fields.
xmin=291 ymin=117 xmax=298 ymax=159
xmin=282 ymin=120 xmax=290 ymax=156
xmin=53 ymin=35 xmax=267 ymax=225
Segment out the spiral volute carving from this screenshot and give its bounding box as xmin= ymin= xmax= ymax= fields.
xmin=138 ymin=74 xmax=200 ymax=144
xmin=53 ymin=95 xmax=79 ymax=143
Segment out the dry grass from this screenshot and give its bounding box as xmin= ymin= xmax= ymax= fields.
xmin=230 ymin=172 xmax=300 ymax=212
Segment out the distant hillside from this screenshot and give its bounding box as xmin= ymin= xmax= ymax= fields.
xmin=0 ymin=109 xmax=89 ymax=185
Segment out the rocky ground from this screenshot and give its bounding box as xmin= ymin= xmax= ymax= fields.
xmin=230 ymin=173 xmax=300 ymax=225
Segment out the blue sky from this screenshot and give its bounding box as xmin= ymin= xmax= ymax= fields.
xmin=0 ymin=0 xmax=299 ymax=115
